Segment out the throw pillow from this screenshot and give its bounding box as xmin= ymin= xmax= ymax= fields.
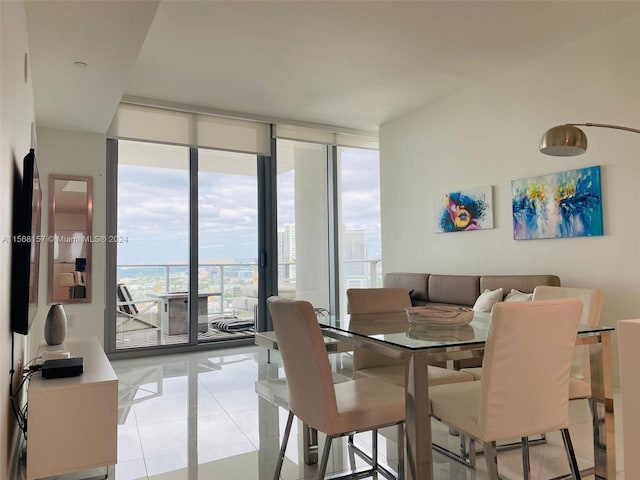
xmin=504 ymin=289 xmax=533 ymax=302
xmin=472 ymin=288 xmax=503 ymax=312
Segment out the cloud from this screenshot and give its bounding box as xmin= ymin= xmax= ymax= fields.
xmin=116 ymin=146 xmax=382 ymax=264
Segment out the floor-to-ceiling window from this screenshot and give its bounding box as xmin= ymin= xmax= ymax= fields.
xmin=116 ymin=140 xmax=191 ymax=349
xmin=337 ymin=146 xmax=382 ymax=314
xmin=198 ymin=149 xmax=258 ymax=341
xmin=272 ymin=140 xmax=381 ymax=316
xmin=112 ymin=141 xmax=260 ymax=351
xmin=107 ymin=104 xmax=380 ymax=355
xmin=275 ymin=139 xmax=331 ymax=311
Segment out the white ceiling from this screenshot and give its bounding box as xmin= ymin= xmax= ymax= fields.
xmin=24 ymin=1 xmax=640 ymax=135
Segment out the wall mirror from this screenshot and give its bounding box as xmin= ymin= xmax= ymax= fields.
xmin=48 ymin=175 xmax=93 ymax=303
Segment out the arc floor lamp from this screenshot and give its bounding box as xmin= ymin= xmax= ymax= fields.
xmin=540 ymin=123 xmax=640 ymax=156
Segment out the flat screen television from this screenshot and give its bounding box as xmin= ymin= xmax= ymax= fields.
xmin=10 ymin=148 xmax=42 ymax=335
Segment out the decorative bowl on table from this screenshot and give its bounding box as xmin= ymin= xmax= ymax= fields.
xmin=407 ymin=323 xmax=475 ymax=341
xmin=405 ymin=306 xmax=474 ymax=327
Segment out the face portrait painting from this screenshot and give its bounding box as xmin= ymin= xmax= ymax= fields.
xmin=434 ymin=188 xmax=493 ymax=233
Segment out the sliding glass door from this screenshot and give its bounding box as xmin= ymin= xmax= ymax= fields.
xmin=115 ymin=140 xmax=191 ymax=349
xmin=108 ymin=128 xmax=380 ymax=355
xmin=113 ymin=141 xmax=259 ymax=351
xmin=198 ymin=148 xmax=258 ymax=342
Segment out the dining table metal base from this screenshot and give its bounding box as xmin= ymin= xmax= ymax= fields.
xmin=405 ymin=350 xmax=433 ymax=480
xmin=310 ymin=313 xmax=615 ymax=480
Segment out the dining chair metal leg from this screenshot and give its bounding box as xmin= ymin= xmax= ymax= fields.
xmin=346 ymin=434 xmax=357 ymax=471
xmin=522 ymin=437 xmax=531 ymax=480
xmin=397 ymin=422 xmax=405 ymax=479
xmin=484 ymin=440 xmax=499 ymax=480
xmin=318 ymin=435 xmax=334 ymax=479
xmin=371 ymin=429 xmax=378 ymax=469
xmin=432 ymin=426 xmax=476 ymax=467
xmin=459 ymin=433 xmax=476 ymax=467
xmin=274 ymin=411 xmax=294 ymax=480
xmin=561 ymin=428 xmax=582 ymax=480
xmin=347 ymin=432 xmax=369 ymax=471
xmin=318 ymin=428 xmax=403 ymax=480
xmin=304 ymin=424 xmax=319 ymax=465
xmin=469 ymin=437 xmax=476 ymax=467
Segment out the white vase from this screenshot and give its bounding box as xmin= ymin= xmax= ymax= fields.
xmin=44 ymin=303 xmax=67 ymax=345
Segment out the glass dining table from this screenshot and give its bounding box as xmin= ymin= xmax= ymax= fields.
xmin=314 ymin=310 xmax=616 ymax=480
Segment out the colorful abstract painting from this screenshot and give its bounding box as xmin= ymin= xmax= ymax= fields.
xmin=512 ymin=166 xmax=603 ymax=240
xmin=433 ymin=186 xmax=494 ymax=233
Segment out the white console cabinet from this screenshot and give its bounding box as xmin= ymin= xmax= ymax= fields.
xmin=26 ymin=337 xmax=118 ymax=480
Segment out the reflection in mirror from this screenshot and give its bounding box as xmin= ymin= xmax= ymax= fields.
xmin=48 ymin=175 xmax=93 ymax=303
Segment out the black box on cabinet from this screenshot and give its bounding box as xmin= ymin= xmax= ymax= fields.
xmin=41 ymin=357 xmax=84 ymax=379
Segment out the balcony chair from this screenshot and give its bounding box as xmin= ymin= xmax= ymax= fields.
xmin=116 ymin=283 xmax=161 ymax=342
xmin=429 ymin=299 xmax=583 ymax=480
xmin=267 ymin=296 xmax=405 ymax=480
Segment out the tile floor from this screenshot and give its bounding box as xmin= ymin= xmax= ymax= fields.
xmin=59 ymin=345 xmax=625 ymax=479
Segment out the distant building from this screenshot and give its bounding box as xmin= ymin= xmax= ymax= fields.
xmin=345 ymin=229 xmax=367 ymax=283
xmin=276 ymin=225 xmax=372 ymax=287
xmin=278 ymin=224 xmax=296 ymax=281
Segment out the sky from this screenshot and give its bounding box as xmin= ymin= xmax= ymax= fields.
xmin=116 ymin=141 xmax=380 ymax=265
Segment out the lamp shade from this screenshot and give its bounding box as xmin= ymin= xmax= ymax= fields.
xmin=540 ymin=125 xmax=587 ymax=156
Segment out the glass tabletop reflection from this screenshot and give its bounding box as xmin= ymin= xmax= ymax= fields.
xmin=318 ymin=310 xmax=614 ymax=351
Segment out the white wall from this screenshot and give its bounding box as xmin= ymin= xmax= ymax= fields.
xmin=0 ymin=1 xmax=35 ymax=476
xmin=31 ymin=127 xmax=106 ymax=354
xmin=380 ymin=15 xmax=640 ymax=380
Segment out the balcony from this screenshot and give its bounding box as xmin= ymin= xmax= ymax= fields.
xmin=115 ymin=260 xmax=381 ymax=350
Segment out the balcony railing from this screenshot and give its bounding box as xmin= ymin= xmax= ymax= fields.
xmin=116 ymin=259 xmax=382 ymax=316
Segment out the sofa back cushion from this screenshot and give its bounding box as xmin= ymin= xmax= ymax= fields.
xmin=428 ymin=274 xmax=480 ymax=307
xmin=480 ymin=275 xmax=560 ymax=297
xmin=383 ymin=272 xmax=429 ymax=304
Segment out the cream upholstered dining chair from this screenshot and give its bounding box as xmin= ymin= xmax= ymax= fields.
xmin=429 ymin=299 xmax=583 ymax=480
xmin=347 ymin=288 xmax=475 ymax=467
xmin=618 ymin=319 xmax=640 ymax=479
xmin=267 ymin=296 xmax=405 ymax=480
xmin=347 ymin=288 xmax=474 ymax=387
xmin=532 ymin=286 xmax=603 ymax=401
xmin=461 ymin=285 xmax=603 ymax=401
xmin=459 ymin=286 xmax=602 ymax=472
